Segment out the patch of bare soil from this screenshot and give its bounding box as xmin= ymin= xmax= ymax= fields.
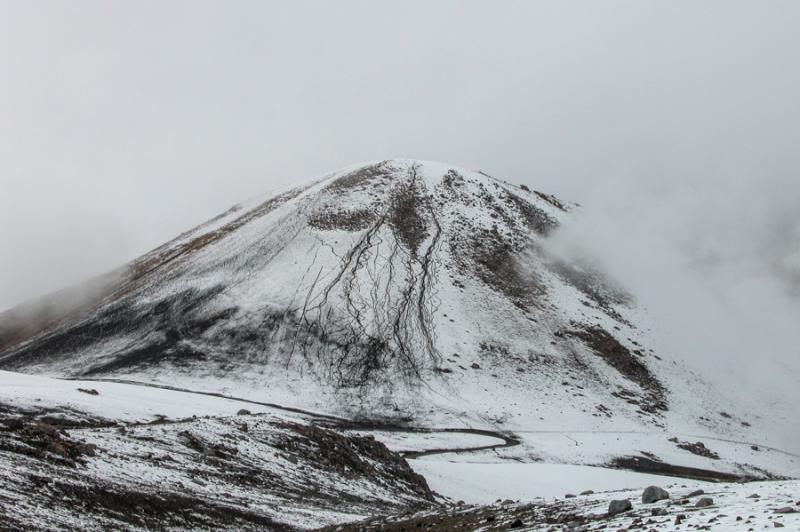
xmin=503 ymin=189 xmax=558 ymax=235
xmin=324 ymin=162 xmax=392 ymax=193
xmin=307 ymin=208 xmax=377 ymax=231
xmin=275 ymin=422 xmax=435 ymax=501
xmin=388 ymin=178 xmax=430 ymax=255
xmin=437 ymin=174 xmax=548 ymax=309
xmin=469 ymin=227 xmax=545 ymax=308
xmin=567 ymin=326 xmax=667 ymax=414
xmin=0 ymin=419 xmax=97 ymax=467
xmin=671 ymin=438 xmax=721 ymax=460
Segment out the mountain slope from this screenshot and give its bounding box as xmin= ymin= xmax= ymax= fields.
xmin=0 ymin=159 xmax=796 ymax=479
xmin=0 ymin=371 xmax=435 ymax=530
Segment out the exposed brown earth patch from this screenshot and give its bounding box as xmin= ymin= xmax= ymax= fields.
xmin=567 ymin=326 xmax=666 ymax=414
xmin=503 ymin=189 xmax=559 ymax=235
xmin=388 ymin=177 xmax=430 ymax=255
xmin=308 ymin=208 xmax=377 ymax=231
xmin=324 ymin=162 xmax=392 ymax=193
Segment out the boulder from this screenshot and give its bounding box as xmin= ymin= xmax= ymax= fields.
xmin=642 ymin=485 xmax=670 ymax=504
xmin=695 ymin=497 xmax=714 ymax=508
xmin=608 ymin=499 xmax=632 ymax=515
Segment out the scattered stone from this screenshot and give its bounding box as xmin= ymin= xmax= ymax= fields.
xmin=608 ymin=499 xmax=632 ymax=516
xmin=651 ymin=508 xmax=668 ymax=516
xmin=747 ymin=494 xmax=760 ymax=499
xmin=642 ymin=485 xmax=670 ymax=504
xmin=676 ymin=441 xmax=720 ymax=460
xmin=774 ymin=507 xmax=796 ymax=514
xmin=688 ymin=489 xmax=705 ymax=497
xmin=509 ymin=518 xmax=523 ymax=528
xmin=77 ymin=388 xmax=99 ymax=396
xmin=774 ymin=522 xmax=784 ymax=528
xmin=565 ymin=494 xmax=576 ymax=498
xmin=470 ymin=363 xmax=481 ymax=369
xmin=580 ymin=490 xmax=594 ymax=496
xmin=675 ymin=514 xmax=685 ymax=525
xmin=237 ymin=409 xmax=251 ymax=416
xmin=695 ymin=497 xmax=714 ymax=508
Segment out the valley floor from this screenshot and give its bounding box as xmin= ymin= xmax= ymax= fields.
xmin=1 ymin=370 xmax=798 ymax=531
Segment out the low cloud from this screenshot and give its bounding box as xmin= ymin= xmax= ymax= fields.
xmin=547 ymin=170 xmax=800 ymax=447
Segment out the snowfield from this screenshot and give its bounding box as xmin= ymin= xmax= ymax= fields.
xmin=408 ymin=460 xmax=695 ymax=503
xmin=0 ymin=370 xmax=297 ymax=422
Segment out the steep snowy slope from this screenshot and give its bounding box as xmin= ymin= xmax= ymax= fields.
xmin=0 ymin=159 xmax=796 ymax=479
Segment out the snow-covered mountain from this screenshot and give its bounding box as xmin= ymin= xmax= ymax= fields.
xmin=0 ymin=159 xmax=797 ymax=482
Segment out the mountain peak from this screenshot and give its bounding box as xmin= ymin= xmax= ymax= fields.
xmin=0 ymin=160 xmax=755 ymax=455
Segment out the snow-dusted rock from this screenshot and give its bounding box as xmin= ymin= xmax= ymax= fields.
xmin=607 ymin=499 xmax=632 ymax=515
xmin=641 ymin=485 xmax=669 ymax=504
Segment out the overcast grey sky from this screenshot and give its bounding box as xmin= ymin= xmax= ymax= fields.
xmin=2 ymin=0 xmax=799 ymax=384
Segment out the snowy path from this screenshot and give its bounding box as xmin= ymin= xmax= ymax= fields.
xmin=67 ymin=376 xmax=520 ymax=458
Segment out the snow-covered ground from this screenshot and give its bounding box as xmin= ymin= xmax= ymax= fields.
xmin=409 ymin=460 xmax=694 ymax=503
xmin=0 ymin=371 xmax=435 ymax=530
xmin=0 ymin=370 xmax=297 ymax=422
xmin=2 ymin=368 xmax=799 ymax=531
xmin=335 ymin=478 xmax=800 ymax=531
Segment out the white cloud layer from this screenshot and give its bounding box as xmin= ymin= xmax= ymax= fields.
xmin=1 ymin=1 xmax=798 ymax=410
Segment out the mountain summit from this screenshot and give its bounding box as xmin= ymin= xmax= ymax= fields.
xmin=0 ymin=160 xmax=792 ymax=479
